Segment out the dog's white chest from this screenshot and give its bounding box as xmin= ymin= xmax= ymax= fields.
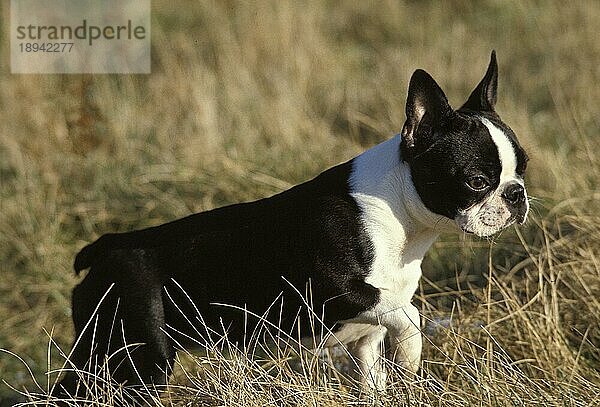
xmin=351 ymin=192 xmax=428 ymax=302
xmin=349 ymin=136 xmax=441 ymax=307
xmin=367 ymin=253 xmax=426 ymax=299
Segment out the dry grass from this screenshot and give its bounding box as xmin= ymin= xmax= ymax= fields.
xmin=1 ymin=0 xmax=599 ymax=405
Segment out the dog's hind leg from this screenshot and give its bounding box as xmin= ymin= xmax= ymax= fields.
xmin=54 ymin=251 xmax=176 ymax=397
xmin=109 ymin=250 xmax=176 ymax=389
xmin=53 ymin=264 xmax=120 ymax=396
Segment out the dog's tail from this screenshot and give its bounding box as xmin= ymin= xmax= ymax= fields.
xmin=74 ymin=234 xmax=112 ymax=275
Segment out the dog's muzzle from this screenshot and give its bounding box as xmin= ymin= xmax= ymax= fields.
xmin=455 ymin=180 xmax=529 ymax=237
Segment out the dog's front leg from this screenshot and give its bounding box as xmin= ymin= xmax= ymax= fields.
xmin=345 ymin=324 xmax=388 ymax=392
xmin=341 ymin=303 xmax=421 ymax=391
xmin=385 ymin=304 xmax=422 ymax=374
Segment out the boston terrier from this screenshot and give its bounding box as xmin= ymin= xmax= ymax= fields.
xmin=55 ymin=51 xmax=528 ymax=396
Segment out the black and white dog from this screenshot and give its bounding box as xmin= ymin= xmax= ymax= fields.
xmin=56 ymin=51 xmax=528 ymax=395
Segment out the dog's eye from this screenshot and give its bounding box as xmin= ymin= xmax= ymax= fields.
xmin=466 ymin=176 xmax=489 ymax=191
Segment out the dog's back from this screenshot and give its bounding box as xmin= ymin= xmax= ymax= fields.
xmin=58 ymin=160 xmax=379 ymax=395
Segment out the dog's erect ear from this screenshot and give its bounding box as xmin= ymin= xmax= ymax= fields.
xmin=401 ymin=69 xmax=452 ymax=153
xmin=461 ymin=50 xmax=498 ymax=112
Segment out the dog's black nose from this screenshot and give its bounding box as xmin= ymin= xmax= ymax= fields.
xmin=502 ymin=182 xmax=525 ymax=204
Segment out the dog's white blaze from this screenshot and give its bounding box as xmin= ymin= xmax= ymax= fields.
xmin=455 ymin=117 xmax=529 ymax=237
xmin=480 ymin=117 xmax=520 ymax=184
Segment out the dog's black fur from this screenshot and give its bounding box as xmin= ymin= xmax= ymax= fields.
xmin=58 ymin=161 xmax=380 ymax=393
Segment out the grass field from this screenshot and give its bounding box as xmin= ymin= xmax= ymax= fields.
xmin=1 ymin=0 xmax=599 ymax=405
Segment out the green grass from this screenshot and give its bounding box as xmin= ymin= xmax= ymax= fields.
xmin=1 ymin=0 xmax=599 ymax=405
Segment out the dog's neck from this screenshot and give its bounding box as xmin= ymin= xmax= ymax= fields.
xmin=349 ymin=135 xmax=452 ymax=269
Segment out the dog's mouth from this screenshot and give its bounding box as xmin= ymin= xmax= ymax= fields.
xmin=457 ymin=213 xmax=525 ymax=237
xmin=456 ymin=210 xmax=520 ymax=237
xmin=458 ymin=221 xmax=510 ymax=237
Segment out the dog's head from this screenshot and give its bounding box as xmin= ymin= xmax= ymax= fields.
xmin=401 ymin=51 xmax=529 ymax=237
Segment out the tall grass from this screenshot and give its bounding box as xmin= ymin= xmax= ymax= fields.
xmin=1 ymin=0 xmax=599 ymax=405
